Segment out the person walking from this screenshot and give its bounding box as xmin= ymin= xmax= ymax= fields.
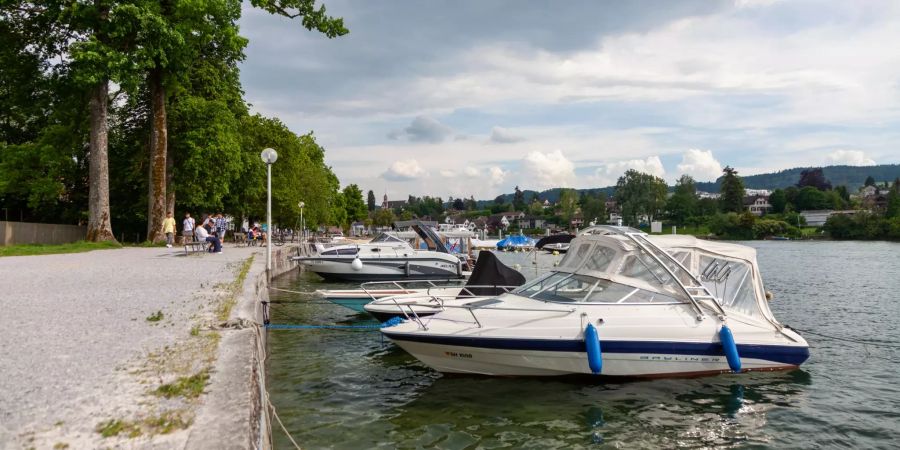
xmin=183 ymin=213 xmax=195 ymax=242
xmin=162 ymin=212 xmax=176 ymax=248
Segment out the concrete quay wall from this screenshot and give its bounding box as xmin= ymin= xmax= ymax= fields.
xmin=187 ymin=246 xmax=299 ymax=449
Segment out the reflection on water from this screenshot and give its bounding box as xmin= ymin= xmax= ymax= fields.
xmin=268 ymin=242 xmax=900 ymax=449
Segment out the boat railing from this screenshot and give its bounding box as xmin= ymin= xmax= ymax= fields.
xmin=395 ymin=300 xmax=576 ymax=330
xmin=424 ymin=285 xmax=519 ymax=299
xmin=360 ymin=279 xmax=467 ymax=302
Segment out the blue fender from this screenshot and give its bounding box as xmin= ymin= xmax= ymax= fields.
xmin=584 ymin=323 xmax=603 ymax=374
xmin=720 ymin=325 xmax=741 ymax=373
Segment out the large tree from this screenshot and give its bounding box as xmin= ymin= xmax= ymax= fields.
xmin=797 ymin=167 xmax=832 ymax=191
xmin=342 ymin=184 xmax=367 ymax=224
xmin=366 ymin=189 xmax=376 ymax=211
xmin=719 ymin=166 xmax=746 ymax=213
xmin=666 ymin=175 xmax=698 ymax=225
xmin=613 ymin=170 xmax=667 ymax=226
xmin=580 ymin=191 xmax=607 ymax=225
xmin=144 ymin=0 xmax=347 ymax=242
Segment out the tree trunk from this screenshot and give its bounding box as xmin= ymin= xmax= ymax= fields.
xmin=146 ymin=67 xmax=167 ymax=243
xmin=86 ymin=81 xmax=117 ymax=242
xmin=166 ymin=141 xmax=175 ymax=216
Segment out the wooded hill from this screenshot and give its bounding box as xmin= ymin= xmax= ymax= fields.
xmin=478 ymin=164 xmax=900 ymax=205
xmin=695 ymin=164 xmax=900 ymax=192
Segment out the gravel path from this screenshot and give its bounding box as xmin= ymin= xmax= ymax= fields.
xmin=0 ymin=245 xmax=263 ymax=449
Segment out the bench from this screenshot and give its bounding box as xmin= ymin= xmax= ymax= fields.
xmin=184 ymin=241 xmax=209 ymax=255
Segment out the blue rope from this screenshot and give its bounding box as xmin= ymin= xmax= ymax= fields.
xmin=267 ymin=316 xmax=405 ymax=330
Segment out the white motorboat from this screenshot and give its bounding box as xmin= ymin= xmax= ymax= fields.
xmin=364 ymin=252 xmax=526 ymax=322
xmin=293 ymin=223 xmax=468 ymax=282
xmin=535 ymin=234 xmax=575 ymax=254
xmin=381 ymin=226 xmax=809 ymax=377
xmin=316 ymin=279 xmax=470 ymax=313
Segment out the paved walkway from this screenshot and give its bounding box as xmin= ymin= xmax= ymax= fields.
xmin=0 ymin=245 xmax=264 ymax=449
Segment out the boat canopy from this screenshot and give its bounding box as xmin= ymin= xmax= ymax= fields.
xmin=650 ymin=235 xmax=777 ymax=324
xmin=541 ymin=230 xmax=775 ymax=324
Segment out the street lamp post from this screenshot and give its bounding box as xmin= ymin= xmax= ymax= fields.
xmin=298 ymin=201 xmax=305 ymax=241
xmin=261 ymin=148 xmax=278 ymax=280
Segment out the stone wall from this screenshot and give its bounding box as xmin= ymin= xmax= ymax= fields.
xmin=0 ymin=221 xmax=86 ymax=245
xmin=186 ymin=246 xmax=299 ymax=449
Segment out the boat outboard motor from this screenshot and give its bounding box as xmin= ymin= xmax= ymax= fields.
xmin=460 ymin=251 xmax=526 ymax=297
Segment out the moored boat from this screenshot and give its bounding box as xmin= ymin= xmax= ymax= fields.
xmin=381 ymin=226 xmax=809 ymax=377
xmin=364 ymin=251 xmax=525 ymax=321
xmin=292 ymin=222 xmax=468 ymax=282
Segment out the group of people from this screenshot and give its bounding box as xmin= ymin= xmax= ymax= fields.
xmin=161 ymin=212 xmax=227 ymax=253
xmin=161 ymin=212 xmax=273 ymax=253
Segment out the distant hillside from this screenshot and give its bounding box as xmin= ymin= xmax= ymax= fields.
xmin=477 ymin=164 xmax=900 ymax=204
xmin=695 ymin=164 xmax=900 ymax=193
xmin=476 ymin=187 xmax=616 ymax=208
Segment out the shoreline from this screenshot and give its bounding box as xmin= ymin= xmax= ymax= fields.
xmin=0 ymin=245 xmax=297 ymax=449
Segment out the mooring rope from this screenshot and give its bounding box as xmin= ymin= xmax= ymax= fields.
xmin=266 ymin=316 xmax=404 ymax=331
xmin=269 ymin=287 xmax=316 ymax=295
xmin=790 ymin=326 xmax=900 ymax=349
xmin=266 ymin=323 xmax=381 ymax=330
xmin=268 ymin=396 xmax=302 ymax=450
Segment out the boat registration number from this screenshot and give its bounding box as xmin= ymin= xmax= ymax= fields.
xmin=444 ymin=351 xmax=472 ymax=359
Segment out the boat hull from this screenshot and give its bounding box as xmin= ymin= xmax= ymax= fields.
xmin=384 ymin=333 xmax=808 ymax=377
xmin=300 ymin=257 xmax=463 ymax=282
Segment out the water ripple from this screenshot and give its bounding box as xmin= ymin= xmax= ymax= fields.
xmin=268 ymin=242 xmax=900 ymax=449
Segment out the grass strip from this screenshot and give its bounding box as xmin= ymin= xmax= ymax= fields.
xmin=0 ymin=240 xmax=121 ymax=257
xmin=217 ymin=256 xmax=254 ymax=321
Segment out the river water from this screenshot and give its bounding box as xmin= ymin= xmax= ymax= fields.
xmin=266 ymin=241 xmax=900 ymax=449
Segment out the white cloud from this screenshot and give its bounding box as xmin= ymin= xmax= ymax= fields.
xmin=595 ymin=156 xmax=666 ymax=187
xmin=389 ymin=116 xmax=454 ymax=143
xmin=488 ymin=167 xmax=507 ymax=187
xmin=490 ymin=126 xmax=525 ymax=144
xmin=826 ymin=149 xmax=876 ymax=166
xmin=439 ymin=169 xmax=457 ymax=177
xmin=676 ymin=149 xmax=723 ymax=181
xmin=463 ymin=166 xmax=481 ymax=177
xmin=382 ymin=159 xmax=428 ymax=181
xmin=522 ymin=150 xmax=576 ymax=189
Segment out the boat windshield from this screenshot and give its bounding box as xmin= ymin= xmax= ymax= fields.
xmin=370 ymin=233 xmax=405 ymax=244
xmin=513 ymin=271 xmax=683 ymax=304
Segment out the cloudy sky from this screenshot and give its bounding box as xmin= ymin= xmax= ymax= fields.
xmin=239 ymin=0 xmax=900 ymax=200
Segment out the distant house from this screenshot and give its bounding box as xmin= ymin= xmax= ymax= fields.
xmin=487 ymin=211 xmax=525 ymax=231
xmin=605 ymin=199 xmax=619 ymax=213
xmin=698 ymin=191 xmax=720 ymax=199
xmin=349 ymin=221 xmax=368 ymax=237
xmin=743 ymin=195 xmax=772 ymax=216
xmin=570 ymin=214 xmax=585 ymax=228
xmin=517 ymin=216 xmax=546 ymax=230
xmin=380 ymin=193 xmax=408 ymax=210
xmin=801 ymin=210 xmax=860 ymax=227
xmin=860 ymin=185 xmax=878 ymax=198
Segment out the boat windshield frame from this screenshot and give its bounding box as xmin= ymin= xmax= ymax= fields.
xmin=369 ymin=233 xmax=406 ymax=244
xmin=512 ymin=271 xmax=686 ymax=305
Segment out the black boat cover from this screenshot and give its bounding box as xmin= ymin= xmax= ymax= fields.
xmin=461 ymin=251 xmax=526 ymax=297
xmin=534 ymin=234 xmax=575 ymax=249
